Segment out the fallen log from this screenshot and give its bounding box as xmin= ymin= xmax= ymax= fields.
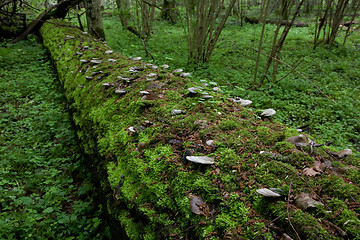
xmin=10 ymin=0 xmax=82 ymax=43
xmin=244 ymin=15 xmax=308 ymax=27
xmin=40 ymin=20 xmax=360 ymax=239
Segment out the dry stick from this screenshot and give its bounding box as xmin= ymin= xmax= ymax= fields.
xmin=252 ymin=47 xmax=335 ymax=103
xmin=140 ymin=38 xmax=154 ymax=59
xmin=287 ymin=181 xmax=302 ymax=240
xmin=274 ymin=58 xmax=304 ymax=84
xmin=274 ymin=160 xmax=330 ymax=210
xmin=248 ymin=212 xmax=287 ymax=234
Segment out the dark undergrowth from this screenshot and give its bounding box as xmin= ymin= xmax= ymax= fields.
xmin=0 ymin=39 xmax=109 ymax=239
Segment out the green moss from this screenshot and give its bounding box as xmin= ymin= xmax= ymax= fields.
xmin=40 ymin=20 xmax=360 ymax=240
xmin=118 ymin=210 xmax=143 ymax=240
xmin=317 ymin=175 xmax=360 ymax=202
xmin=256 ymin=126 xmax=285 ymax=145
xmin=219 ymin=119 xmax=241 ymax=131
xmin=165 ymin=90 xmax=183 ymax=101
xmin=275 ymin=141 xmax=294 ymax=153
xmin=215 ymin=147 xmax=240 ymax=168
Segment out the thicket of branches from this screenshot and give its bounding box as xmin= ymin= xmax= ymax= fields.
xmin=2 ymin=0 xmax=359 ymax=84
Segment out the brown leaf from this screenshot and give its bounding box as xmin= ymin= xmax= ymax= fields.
xmin=295 ymin=192 xmax=323 ymax=210
xmin=286 ymin=135 xmax=309 ymax=146
xmin=313 ymin=161 xmax=323 ymax=172
xmin=189 ymin=193 xmax=214 ymax=217
xmin=320 ymin=160 xmax=332 ymax=171
xmin=331 ymin=148 xmax=353 ymax=158
xmin=303 ymin=167 xmax=320 ymax=177
xmin=281 ymin=233 xmax=294 ymax=240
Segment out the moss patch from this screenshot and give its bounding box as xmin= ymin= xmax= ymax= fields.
xmin=40 ymin=20 xmax=360 ymax=240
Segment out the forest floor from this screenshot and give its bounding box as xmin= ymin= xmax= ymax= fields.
xmin=102 ymin=15 xmax=360 ymax=151
xmin=0 ymin=39 xmax=108 ymax=239
xmin=1 ymin=14 xmax=360 ymax=239
xmin=39 ymin=19 xmax=360 ymax=239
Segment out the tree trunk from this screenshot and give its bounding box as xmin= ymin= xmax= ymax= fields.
xmin=85 ymin=0 xmax=105 ymax=39
xmin=185 ymin=0 xmax=236 ymax=64
xmin=253 ymin=0 xmax=270 ymax=85
xmin=10 ymin=0 xmax=83 ymax=43
xmin=160 ymin=0 xmax=177 ymax=23
xmin=343 ymin=0 xmax=360 ymax=46
xmin=326 ymin=0 xmax=349 ymax=47
xmin=280 ymin=0 xmax=290 ymax=20
xmin=116 ymin=0 xmax=131 ymax=28
xmin=259 ymin=0 xmax=305 ymax=84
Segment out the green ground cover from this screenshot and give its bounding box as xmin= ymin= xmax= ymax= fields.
xmin=0 ymin=40 xmax=108 ymax=239
xmin=40 ymin=20 xmax=360 ymax=239
xmin=103 ymin=16 xmax=360 ymax=150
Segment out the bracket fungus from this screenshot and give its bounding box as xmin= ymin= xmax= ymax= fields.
xmin=261 ymin=109 xmax=276 ymax=117
xmin=186 ymin=156 xmax=215 ymax=165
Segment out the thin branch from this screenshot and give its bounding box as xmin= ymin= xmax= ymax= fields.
xmin=274 ymin=58 xmax=304 ymax=84
xmin=252 ymin=47 xmax=335 ymax=102
xmin=0 ymin=0 xmax=13 ymax=9
xmin=287 ymin=181 xmax=301 ymax=240
xmin=274 ymin=160 xmax=330 ymax=210
xmin=343 ymin=1 xmax=360 ymax=46
xmin=245 ymin=212 xmax=286 ymax=234
xmin=140 ymin=38 xmax=154 ymax=59
xmin=142 ymin=0 xmax=162 ymax=11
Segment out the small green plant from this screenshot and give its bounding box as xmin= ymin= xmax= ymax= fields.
xmin=0 ymin=40 xmax=105 ymax=238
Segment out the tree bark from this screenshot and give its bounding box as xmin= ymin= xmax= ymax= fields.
xmin=160 ymin=0 xmax=177 ymax=23
xmin=85 ymin=0 xmax=105 ymax=39
xmin=116 ymin=0 xmax=131 ymax=28
xmin=10 ymin=0 xmax=83 ymax=43
xmin=326 ymin=0 xmax=349 ymax=47
xmin=259 ymin=0 xmax=305 ymax=84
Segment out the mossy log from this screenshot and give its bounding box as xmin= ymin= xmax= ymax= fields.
xmin=40 ymin=20 xmax=360 ymax=240
xmin=244 ymin=16 xmax=308 ymax=27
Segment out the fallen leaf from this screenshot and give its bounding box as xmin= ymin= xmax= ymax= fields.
xmin=295 ymin=192 xmax=323 ymax=210
xmin=286 ymin=135 xmax=309 ymax=146
xmin=313 ymin=161 xmax=323 ymax=172
xmin=280 ymin=233 xmax=294 ymax=240
xmin=331 ymin=148 xmax=353 ymax=158
xmin=303 ymin=167 xmax=321 ymax=177
xmin=320 ymin=160 xmax=332 ymax=170
xmin=188 ymin=193 xmax=214 ymax=217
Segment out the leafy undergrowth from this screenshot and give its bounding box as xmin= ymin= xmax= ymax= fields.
xmin=103 ymin=16 xmax=360 ymax=150
xmin=40 ymin=20 xmax=360 ymax=240
xmin=0 ymin=40 xmax=108 ymax=239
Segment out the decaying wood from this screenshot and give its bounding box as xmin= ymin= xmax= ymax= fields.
xmin=10 ymin=0 xmax=83 ymax=43
xmin=244 ymin=16 xmax=308 ymax=27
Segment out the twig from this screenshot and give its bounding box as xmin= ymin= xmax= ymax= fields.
xmin=252 ymin=47 xmax=335 ymax=102
xmin=274 ymin=160 xmax=330 ymax=210
xmin=142 ymin=0 xmax=162 ymax=11
xmin=323 ymin=149 xmax=339 ymax=160
xmin=322 ymin=219 xmax=347 ymax=237
xmin=287 ymin=181 xmax=301 ymax=240
xmin=140 ymin=38 xmax=154 ymax=60
xmin=274 ymin=58 xmax=304 ymax=84
xmin=0 ymin=0 xmax=13 ymax=9
xmin=247 ymin=212 xmax=286 ymax=233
